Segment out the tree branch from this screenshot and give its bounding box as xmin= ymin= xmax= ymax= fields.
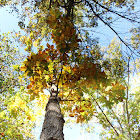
xmin=111 ymin=109 xmax=124 ymax=134
xmin=74 ymin=0 xmax=84 ymax=5
xmin=85 ymin=0 xmax=140 ymax=57
xmin=126 ymin=57 xmax=131 ymax=139
xmin=92 ymin=0 xmax=140 ymax=24
xmin=91 ymin=95 xmax=119 ymax=136
xmin=60 ymin=99 xmax=88 ymax=102
xmin=57 ymin=59 xmax=64 ymax=93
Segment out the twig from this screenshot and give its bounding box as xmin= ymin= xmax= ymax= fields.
xmin=126 ymin=57 xmax=131 ymax=139
xmin=91 ymin=95 xmax=119 ymax=136
xmin=111 ymin=109 xmax=124 ymax=133
xmin=57 ymin=59 xmax=64 ymax=93
xmin=60 ymin=99 xmax=88 ymax=102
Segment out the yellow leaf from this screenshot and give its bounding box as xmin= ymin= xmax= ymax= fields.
xmin=20 ymin=66 xmax=27 ymax=71
xmin=30 ymin=81 xmax=35 ymax=86
xmin=33 ymin=40 xmax=38 ymax=47
xmin=77 ymin=118 xmax=80 ymax=123
xmin=27 ymin=115 xmax=31 ymax=120
xmin=45 ymin=75 xmax=49 ymax=81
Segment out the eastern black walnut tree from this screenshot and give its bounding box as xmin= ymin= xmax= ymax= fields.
xmin=1 ymin=0 xmax=140 ymax=139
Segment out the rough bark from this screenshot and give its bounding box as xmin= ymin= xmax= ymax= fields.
xmin=40 ymin=95 xmax=65 ymax=140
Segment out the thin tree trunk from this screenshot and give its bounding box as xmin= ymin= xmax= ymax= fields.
xmin=40 ymin=95 xmax=65 ymax=140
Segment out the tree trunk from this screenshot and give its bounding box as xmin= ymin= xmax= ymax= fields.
xmin=40 ymin=95 xmax=65 ymax=140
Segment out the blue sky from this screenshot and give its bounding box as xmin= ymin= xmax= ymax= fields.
xmin=0 ymin=7 xmax=20 ymax=33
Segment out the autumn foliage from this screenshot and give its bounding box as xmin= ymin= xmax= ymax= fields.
xmin=18 ymin=7 xmax=112 ymax=124
xmin=18 ymin=6 xmax=128 ymax=125
xmin=1 ymin=0 xmax=140 ymax=139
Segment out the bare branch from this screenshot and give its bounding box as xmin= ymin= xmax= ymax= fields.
xmin=111 ymin=109 xmax=124 ymax=133
xmin=126 ymin=57 xmax=131 ymax=139
xmin=85 ymin=0 xmax=140 ymax=57
xmin=92 ymin=0 xmax=140 ymax=24
xmin=91 ymin=96 xmax=120 ymax=136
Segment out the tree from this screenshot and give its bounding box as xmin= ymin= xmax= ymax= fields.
xmin=1 ymin=0 xmax=140 ymax=139
xmin=87 ymin=39 xmax=140 ymax=139
xmin=19 ymin=7 xmax=109 ymax=139
xmin=0 ymin=33 xmax=37 ymax=139
xmin=98 ymin=73 xmax=140 ymax=140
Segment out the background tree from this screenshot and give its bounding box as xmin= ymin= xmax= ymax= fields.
xmin=0 ymin=33 xmax=37 ymax=139
xmin=89 ymin=39 xmax=140 ymax=139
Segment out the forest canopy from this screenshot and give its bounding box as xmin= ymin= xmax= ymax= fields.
xmin=0 ymin=0 xmax=140 ymax=139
